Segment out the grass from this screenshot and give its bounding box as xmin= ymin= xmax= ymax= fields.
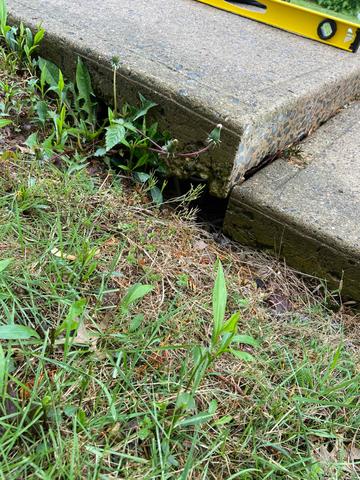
xmin=289 ymin=0 xmax=360 ymax=23
xmin=1 ymin=35 xmax=360 ymax=480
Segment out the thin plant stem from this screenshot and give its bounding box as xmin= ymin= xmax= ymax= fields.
xmin=113 ymin=67 xmax=118 ymax=118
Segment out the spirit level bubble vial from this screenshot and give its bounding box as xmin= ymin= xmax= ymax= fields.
xmin=194 ymin=0 xmax=360 ymax=52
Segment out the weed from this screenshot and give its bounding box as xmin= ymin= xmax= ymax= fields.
xmin=0 ymin=0 xmax=44 ymax=64
xmin=1 ymin=0 xmax=222 ymax=205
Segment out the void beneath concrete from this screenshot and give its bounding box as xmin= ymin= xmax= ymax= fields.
xmin=7 ymin=0 xmax=360 ymax=196
xmin=224 ymin=102 xmax=360 ymax=299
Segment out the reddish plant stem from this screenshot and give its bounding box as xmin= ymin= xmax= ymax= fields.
xmin=149 ymin=143 xmax=213 ymax=158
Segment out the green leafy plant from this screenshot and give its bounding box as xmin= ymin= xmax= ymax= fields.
xmin=120 ymin=283 xmax=154 ymax=315
xmin=0 ymin=258 xmax=13 ymax=273
xmin=37 ymin=57 xmax=99 ymax=133
xmin=93 ymin=61 xmax=223 ymax=203
xmin=184 ymin=260 xmax=257 ymax=395
xmin=159 ymin=261 xmax=258 ymax=467
xmin=0 ymin=324 xmax=39 ymax=340
xmin=0 ymin=0 xmax=7 ymax=35
xmin=0 ymin=0 xmax=44 ymax=64
xmin=0 ymin=117 xmax=12 ymax=128
xmin=75 ymin=57 xmax=96 ymax=125
xmin=53 ymin=299 xmax=87 ymax=358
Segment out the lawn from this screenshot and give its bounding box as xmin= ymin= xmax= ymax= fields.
xmin=289 ymin=0 xmax=360 ymax=24
xmin=1 ymin=7 xmax=360 ymax=480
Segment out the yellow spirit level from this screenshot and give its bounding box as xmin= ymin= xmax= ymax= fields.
xmin=194 ymin=0 xmax=360 ymax=52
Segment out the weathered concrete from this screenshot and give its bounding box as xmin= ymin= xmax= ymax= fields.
xmin=224 ymin=102 xmax=360 ymax=299
xmin=7 ymin=0 xmax=360 ymax=196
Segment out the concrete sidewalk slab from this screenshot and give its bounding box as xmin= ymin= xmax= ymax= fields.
xmin=224 ymin=102 xmax=360 ymax=299
xmin=7 ymin=0 xmax=360 ymax=196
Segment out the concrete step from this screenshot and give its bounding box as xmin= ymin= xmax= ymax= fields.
xmin=7 ymin=0 xmax=360 ymax=197
xmin=224 ymin=102 xmax=360 ymax=299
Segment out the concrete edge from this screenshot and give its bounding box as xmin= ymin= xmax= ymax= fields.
xmin=232 ymin=67 xmax=360 ymax=184
xmin=7 ymin=10 xmax=360 ymax=197
xmin=224 ymin=186 xmax=360 ymax=299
